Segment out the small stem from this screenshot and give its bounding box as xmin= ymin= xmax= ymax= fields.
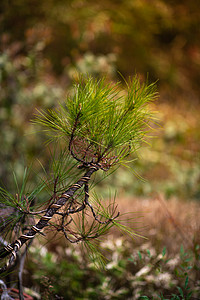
xmin=24 ymin=209 xmax=47 ymax=215
xmin=18 ymin=240 xmax=32 ymax=300
xmin=84 ymin=183 xmax=120 ymax=224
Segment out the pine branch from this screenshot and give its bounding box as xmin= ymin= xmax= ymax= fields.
xmin=0 ymin=75 xmax=157 ymax=273
xmin=0 ymin=165 xmax=98 ymax=273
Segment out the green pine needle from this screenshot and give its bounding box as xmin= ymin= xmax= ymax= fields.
xmin=34 ymin=75 xmax=157 ymax=169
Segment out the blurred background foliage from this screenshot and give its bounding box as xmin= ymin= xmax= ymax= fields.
xmin=1 ymin=0 xmax=200 ymax=91
xmin=0 ymin=0 xmax=199 ymax=199
xmin=0 ymin=1 xmax=200 ymax=298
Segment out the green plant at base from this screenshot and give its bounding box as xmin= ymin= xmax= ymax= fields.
xmin=139 ymin=244 xmax=200 ymax=300
xmin=0 ymin=75 xmax=157 ymax=277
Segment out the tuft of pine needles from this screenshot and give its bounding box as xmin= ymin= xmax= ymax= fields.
xmin=34 ymin=75 xmax=157 ymax=170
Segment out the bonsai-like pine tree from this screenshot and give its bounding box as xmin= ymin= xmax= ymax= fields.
xmin=0 ymin=76 xmax=157 ymax=275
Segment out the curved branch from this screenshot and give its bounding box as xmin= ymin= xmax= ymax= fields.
xmin=84 ymin=183 xmax=120 ymax=224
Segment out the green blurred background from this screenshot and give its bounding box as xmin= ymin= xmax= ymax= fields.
xmin=0 ymin=0 xmax=200 ymax=199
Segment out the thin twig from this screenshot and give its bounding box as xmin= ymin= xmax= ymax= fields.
xmin=84 ymin=183 xmax=120 ymax=224
xmin=18 ymin=240 xmax=33 ymax=300
xmin=23 ymin=209 xmax=47 ymax=215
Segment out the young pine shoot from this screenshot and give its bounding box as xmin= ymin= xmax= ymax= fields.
xmin=0 ymin=75 xmax=157 ymax=273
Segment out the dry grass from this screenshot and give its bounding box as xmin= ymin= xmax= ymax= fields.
xmin=43 ymin=194 xmax=200 ymax=256
xmin=112 ymin=195 xmax=200 ymax=253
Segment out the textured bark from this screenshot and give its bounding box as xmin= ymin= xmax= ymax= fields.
xmin=0 ymin=166 xmax=97 ymax=266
